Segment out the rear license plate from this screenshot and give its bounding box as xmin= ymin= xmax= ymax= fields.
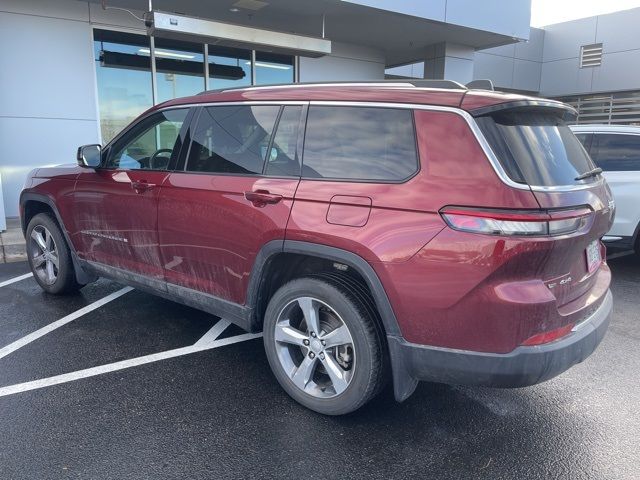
xmin=586 ymin=240 xmax=602 ymax=273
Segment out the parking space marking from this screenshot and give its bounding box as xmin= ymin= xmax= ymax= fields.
xmin=194 ymin=319 xmax=231 ymax=346
xmin=0 ymin=331 xmax=263 ymax=398
xmin=0 ymin=286 xmax=134 ymax=360
xmin=0 ymin=273 xmax=33 ymax=288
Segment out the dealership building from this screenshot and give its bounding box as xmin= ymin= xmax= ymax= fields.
xmin=1 ymin=0 xmax=639 ymax=223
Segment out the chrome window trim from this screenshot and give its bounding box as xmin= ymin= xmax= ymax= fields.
xmin=113 ymin=99 xmax=602 ymax=192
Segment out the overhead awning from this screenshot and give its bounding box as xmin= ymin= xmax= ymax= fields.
xmin=145 ymin=11 xmax=332 ymax=58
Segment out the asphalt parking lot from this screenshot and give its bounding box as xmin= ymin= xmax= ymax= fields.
xmin=0 ymin=257 xmax=639 ymax=480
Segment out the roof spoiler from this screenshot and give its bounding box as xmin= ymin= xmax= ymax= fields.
xmin=469 ymin=99 xmax=578 ymax=118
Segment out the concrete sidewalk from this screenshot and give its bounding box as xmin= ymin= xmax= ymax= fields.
xmin=1 ymin=218 xmax=27 ymax=263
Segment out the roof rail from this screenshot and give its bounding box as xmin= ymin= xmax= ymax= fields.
xmin=466 ymin=79 xmax=494 ymax=91
xmin=197 ymin=79 xmax=469 ymax=95
xmin=404 ymin=79 xmax=467 ymax=90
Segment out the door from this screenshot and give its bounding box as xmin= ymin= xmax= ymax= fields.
xmin=588 ymin=133 xmax=640 ymax=238
xmin=71 ymin=108 xmax=190 ymax=280
xmin=157 ymin=103 xmax=305 ymax=304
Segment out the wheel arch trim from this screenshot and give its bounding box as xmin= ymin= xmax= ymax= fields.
xmin=247 ymin=239 xmax=402 ymax=337
xmin=247 ymin=239 xmax=416 ymax=401
xmin=20 ymin=192 xmax=96 ymax=284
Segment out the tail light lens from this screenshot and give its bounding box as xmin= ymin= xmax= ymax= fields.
xmin=440 ymin=206 xmax=592 ymax=237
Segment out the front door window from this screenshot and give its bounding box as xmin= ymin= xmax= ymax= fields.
xmin=106 ymin=109 xmax=189 ymax=171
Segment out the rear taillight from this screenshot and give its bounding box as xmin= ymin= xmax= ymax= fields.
xmin=521 ymin=323 xmax=574 ymax=346
xmin=440 ymin=206 xmax=593 ymax=237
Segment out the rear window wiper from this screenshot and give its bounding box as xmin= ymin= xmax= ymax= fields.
xmin=575 ymin=167 xmax=603 ymax=181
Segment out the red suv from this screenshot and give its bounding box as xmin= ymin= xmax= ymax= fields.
xmin=20 ymin=81 xmax=614 ymax=415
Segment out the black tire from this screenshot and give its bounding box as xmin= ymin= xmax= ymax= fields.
xmin=26 ymin=213 xmax=83 ymax=294
xmin=263 ymin=276 xmax=387 ymax=415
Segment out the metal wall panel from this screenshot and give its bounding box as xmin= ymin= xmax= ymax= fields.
xmin=445 ymin=0 xmax=531 ymax=40
xmin=592 ymin=50 xmax=640 ymax=94
xmin=541 ymin=17 xmax=597 ymax=63
xmin=595 ymin=8 xmax=640 ymax=53
xmin=540 ymin=57 xmax=593 ymax=96
xmin=513 ymin=59 xmax=542 ymax=93
xmin=472 ymin=53 xmax=514 ymax=89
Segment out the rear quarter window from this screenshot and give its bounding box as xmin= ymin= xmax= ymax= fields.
xmin=302 ymin=106 xmax=418 ymax=182
xmin=590 ymin=133 xmax=640 ymax=171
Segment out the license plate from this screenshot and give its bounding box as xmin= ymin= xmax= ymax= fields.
xmin=586 ymin=240 xmax=601 ymax=273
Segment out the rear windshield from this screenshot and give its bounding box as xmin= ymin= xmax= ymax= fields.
xmin=476 ymin=109 xmax=597 ymax=187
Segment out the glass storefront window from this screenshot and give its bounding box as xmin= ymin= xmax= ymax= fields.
xmin=255 ymin=52 xmax=294 ymax=85
xmin=93 ymin=29 xmax=153 ymax=143
xmin=208 ymin=46 xmax=252 ymax=90
xmin=94 ymin=28 xmax=296 ymax=143
xmin=152 ymin=38 xmax=205 ymax=103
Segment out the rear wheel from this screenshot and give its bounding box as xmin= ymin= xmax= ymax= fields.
xmin=263 ymin=276 xmax=386 ymax=415
xmin=26 ymin=213 xmax=83 ymax=294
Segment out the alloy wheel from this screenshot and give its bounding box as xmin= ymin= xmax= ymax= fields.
xmin=274 ymin=296 xmax=356 ymax=398
xmin=29 ymin=225 xmax=59 ymax=286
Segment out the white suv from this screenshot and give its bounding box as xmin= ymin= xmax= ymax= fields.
xmin=571 ymin=124 xmax=640 ymax=255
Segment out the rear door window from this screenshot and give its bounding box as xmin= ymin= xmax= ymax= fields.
xmin=590 ymin=133 xmax=640 ymax=171
xmin=186 ymin=105 xmax=280 ymax=174
xmin=302 ymin=106 xmax=418 ymax=181
xmin=476 ymin=109 xmax=597 ymax=187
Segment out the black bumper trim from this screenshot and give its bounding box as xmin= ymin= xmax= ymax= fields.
xmin=389 ymin=290 xmax=613 ymax=402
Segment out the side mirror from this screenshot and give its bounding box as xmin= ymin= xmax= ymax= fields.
xmin=77 ymin=144 xmax=102 ymax=168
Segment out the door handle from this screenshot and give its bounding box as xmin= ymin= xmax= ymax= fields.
xmin=131 ymin=180 xmax=156 ymax=193
xmin=244 ymin=190 xmax=283 ymax=207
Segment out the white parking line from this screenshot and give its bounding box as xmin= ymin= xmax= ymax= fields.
xmin=0 ymin=273 xmax=33 ymax=288
xmin=0 ymin=330 xmax=263 ymax=398
xmin=194 ymin=319 xmax=231 ymax=346
xmin=0 ymin=286 xmax=133 ymax=360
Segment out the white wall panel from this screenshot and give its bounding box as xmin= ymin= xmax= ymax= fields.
xmin=0 ymin=0 xmax=88 ymax=22
xmin=0 ymin=6 xmax=100 ymax=217
xmin=0 ymin=117 xmax=99 ymax=217
xmin=0 ymin=12 xmax=97 ymax=120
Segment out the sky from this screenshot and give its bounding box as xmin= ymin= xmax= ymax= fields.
xmin=530 ymin=0 xmax=640 ymax=26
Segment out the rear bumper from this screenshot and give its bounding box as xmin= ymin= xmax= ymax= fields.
xmin=389 ymin=289 xmax=613 ymax=401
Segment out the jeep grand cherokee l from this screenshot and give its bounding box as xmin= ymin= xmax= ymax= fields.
xmin=20 ymin=81 xmax=614 ymax=415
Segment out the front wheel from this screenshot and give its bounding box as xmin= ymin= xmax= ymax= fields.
xmin=26 ymin=213 xmax=83 ymax=294
xmin=263 ymin=276 xmax=387 ymax=415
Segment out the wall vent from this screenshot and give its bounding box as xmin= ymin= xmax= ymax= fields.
xmin=580 ymin=43 xmax=603 ymax=68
